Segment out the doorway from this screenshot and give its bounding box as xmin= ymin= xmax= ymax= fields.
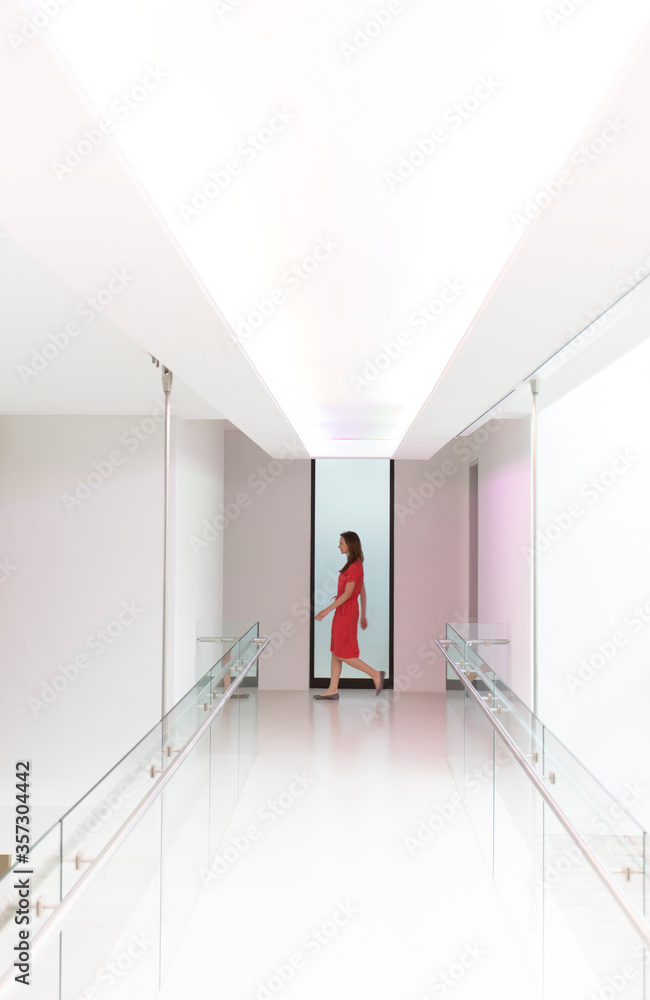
xmin=310 ymin=459 xmax=393 ymax=688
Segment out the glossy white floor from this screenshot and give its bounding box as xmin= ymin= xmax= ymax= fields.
xmin=158 ymin=690 xmax=541 ymax=1000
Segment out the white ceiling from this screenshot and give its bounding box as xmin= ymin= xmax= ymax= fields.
xmin=0 ymin=238 xmax=221 ymax=418
xmin=2 ymin=0 xmax=650 ymax=457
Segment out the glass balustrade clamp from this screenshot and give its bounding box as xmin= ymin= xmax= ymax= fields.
xmin=615 ymin=867 xmax=644 ymax=881
xmin=74 ymin=853 xmax=94 ymax=870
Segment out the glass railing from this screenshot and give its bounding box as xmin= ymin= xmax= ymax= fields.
xmin=0 ymin=622 xmax=266 ymax=999
xmin=440 ymin=624 xmax=649 ymax=999
xmin=445 ymin=622 xmax=510 ymax=688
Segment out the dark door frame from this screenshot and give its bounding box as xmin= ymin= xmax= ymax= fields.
xmin=309 ymin=459 xmax=394 ymax=689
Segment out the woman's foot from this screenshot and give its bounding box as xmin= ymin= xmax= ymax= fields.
xmin=313 ymin=692 xmax=339 ymax=700
xmin=375 ymin=671 xmax=385 ymax=695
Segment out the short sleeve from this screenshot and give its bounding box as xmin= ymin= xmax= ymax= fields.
xmin=346 ymin=560 xmax=363 ymax=583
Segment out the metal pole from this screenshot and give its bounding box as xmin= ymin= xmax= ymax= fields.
xmin=161 ymin=367 xmax=173 ymax=720
xmin=530 ymin=379 xmax=540 ymax=718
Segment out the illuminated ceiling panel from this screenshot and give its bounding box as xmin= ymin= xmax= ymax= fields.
xmin=22 ymin=0 xmax=650 ymax=455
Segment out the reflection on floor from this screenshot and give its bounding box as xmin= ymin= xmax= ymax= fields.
xmin=158 ymin=690 xmax=540 ymax=1000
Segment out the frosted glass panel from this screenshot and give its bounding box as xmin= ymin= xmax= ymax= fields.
xmin=313 ymin=460 xmax=391 ymax=680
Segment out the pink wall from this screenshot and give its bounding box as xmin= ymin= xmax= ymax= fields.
xmin=394 ymin=441 xmax=470 ymax=692
xmin=223 ymin=431 xmax=470 ymax=692
xmin=223 ymin=429 xmax=312 ymax=690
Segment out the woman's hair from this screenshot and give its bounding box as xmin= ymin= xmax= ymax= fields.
xmin=340 ymin=531 xmax=364 ymax=572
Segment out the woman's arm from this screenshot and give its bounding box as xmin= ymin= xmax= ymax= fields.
xmin=314 ymin=581 xmax=355 ymax=620
xmin=360 ymin=583 xmax=367 ymax=630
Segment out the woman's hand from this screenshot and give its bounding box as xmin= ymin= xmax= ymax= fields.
xmin=314 ymin=606 xmax=332 ymax=621
xmin=360 ymin=616 xmax=368 ymax=630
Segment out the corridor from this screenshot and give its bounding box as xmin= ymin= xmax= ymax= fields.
xmin=158 ymin=691 xmax=539 ymax=1000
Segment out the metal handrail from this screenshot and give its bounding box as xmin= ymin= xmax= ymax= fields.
xmin=436 ymin=639 xmax=650 ymax=949
xmin=464 ymin=639 xmax=509 ymax=647
xmin=197 ymin=636 xmax=241 ymax=642
xmin=0 ymin=638 xmax=269 ymax=996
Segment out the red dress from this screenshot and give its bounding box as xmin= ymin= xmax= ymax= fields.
xmin=330 ymin=560 xmax=363 ymax=658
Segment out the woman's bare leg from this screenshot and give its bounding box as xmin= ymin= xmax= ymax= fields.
xmin=322 ymin=655 xmax=342 ymax=695
xmin=342 ymin=657 xmax=382 ymax=689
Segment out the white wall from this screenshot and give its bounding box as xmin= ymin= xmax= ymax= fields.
xmin=0 ymin=415 xmax=164 ymax=832
xmin=394 ymin=440 xmax=470 ymax=693
xmin=537 ymin=336 xmax=650 ymax=828
xmin=169 ymin=418 xmax=224 ymax=703
xmin=0 ymin=413 xmax=226 ymax=847
xmin=476 ymin=417 xmax=533 ymax=704
xmin=223 ymin=429 xmax=311 ymax=690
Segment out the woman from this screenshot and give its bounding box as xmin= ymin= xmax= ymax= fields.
xmin=313 ymin=531 xmax=385 ymax=700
